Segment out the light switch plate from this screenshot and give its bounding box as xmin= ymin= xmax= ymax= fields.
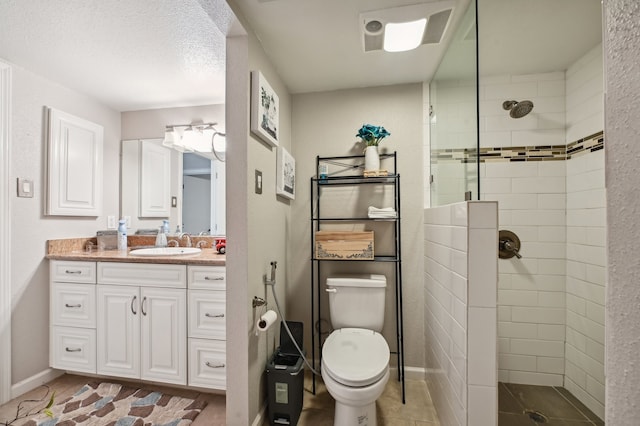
xmin=255 ymin=170 xmax=263 ymax=194
xmin=17 ymin=178 xmax=34 ymax=198
xmin=107 ymin=216 xmax=116 ymax=229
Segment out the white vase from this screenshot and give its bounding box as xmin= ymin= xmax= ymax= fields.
xmin=364 ymin=146 xmax=380 ymax=172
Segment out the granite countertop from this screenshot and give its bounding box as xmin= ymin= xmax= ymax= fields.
xmin=46 ymin=237 xmax=226 ymax=266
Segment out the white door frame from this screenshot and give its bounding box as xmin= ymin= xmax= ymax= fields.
xmin=0 ymin=60 xmax=12 ymax=404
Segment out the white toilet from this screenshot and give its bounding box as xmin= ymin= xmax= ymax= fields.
xmin=322 ymin=274 xmax=390 ymax=426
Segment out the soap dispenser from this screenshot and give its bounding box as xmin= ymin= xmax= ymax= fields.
xmin=155 ymin=226 xmax=167 ymax=248
xmin=162 ymin=219 xmax=170 ymax=236
xmin=117 ymin=219 xmax=127 ymax=251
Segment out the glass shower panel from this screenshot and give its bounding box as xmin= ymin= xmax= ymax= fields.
xmin=429 ymin=0 xmax=478 ymax=206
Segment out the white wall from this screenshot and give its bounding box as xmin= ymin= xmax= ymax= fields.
xmin=10 ymin=63 xmax=121 ymax=384
xmin=480 ymin=71 xmax=567 ymax=386
xmin=564 ymin=44 xmax=605 ymax=419
xmin=289 ymin=83 xmax=425 ymax=371
xmin=603 ymin=1 xmax=640 ymax=423
xmin=424 ymin=201 xmax=498 ymax=426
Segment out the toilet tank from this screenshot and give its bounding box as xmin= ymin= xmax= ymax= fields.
xmin=326 ymin=274 xmax=386 ymax=332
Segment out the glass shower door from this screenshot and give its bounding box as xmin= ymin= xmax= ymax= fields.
xmin=429 ymin=0 xmax=479 ymax=206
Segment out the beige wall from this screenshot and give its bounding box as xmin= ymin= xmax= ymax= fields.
xmin=224 ymin=4 xmax=293 ymax=423
xmin=289 ymin=84 xmax=425 ymax=370
xmin=121 ymin=104 xmax=225 ymax=140
xmin=10 ymin=63 xmax=121 ymax=384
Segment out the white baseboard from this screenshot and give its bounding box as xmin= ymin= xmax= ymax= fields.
xmin=11 ymin=368 xmax=64 ymax=399
xmin=390 ymin=366 xmax=426 ymax=381
xmin=251 ymin=402 xmax=268 ymax=426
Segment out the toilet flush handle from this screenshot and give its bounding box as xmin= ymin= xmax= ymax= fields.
xmin=325 ymin=288 xmax=337 ymax=293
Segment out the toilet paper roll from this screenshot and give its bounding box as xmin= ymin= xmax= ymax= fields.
xmin=257 ymin=310 xmax=278 ymax=332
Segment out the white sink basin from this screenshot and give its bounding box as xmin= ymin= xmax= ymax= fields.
xmin=128 ymin=247 xmax=202 ymax=257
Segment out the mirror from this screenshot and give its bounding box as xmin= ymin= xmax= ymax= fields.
xmin=120 ymin=138 xmax=225 ymax=235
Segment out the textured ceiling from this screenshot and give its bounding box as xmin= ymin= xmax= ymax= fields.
xmin=0 ymin=0 xmax=229 ymax=111
xmin=0 ymin=0 xmax=603 ymax=111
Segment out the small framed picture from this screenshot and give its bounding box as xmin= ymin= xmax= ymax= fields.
xmin=276 ymin=147 xmax=295 ymax=200
xmin=251 ymin=70 xmax=279 ymax=147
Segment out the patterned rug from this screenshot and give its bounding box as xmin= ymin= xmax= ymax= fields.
xmin=24 ymin=382 xmax=207 ymax=426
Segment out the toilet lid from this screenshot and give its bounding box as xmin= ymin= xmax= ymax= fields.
xmin=322 ymin=328 xmax=390 ymax=387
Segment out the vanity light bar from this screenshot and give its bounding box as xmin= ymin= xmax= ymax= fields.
xmin=163 ymin=122 xmax=222 ymax=153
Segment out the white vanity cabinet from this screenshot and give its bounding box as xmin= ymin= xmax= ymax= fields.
xmin=96 ymin=262 xmax=187 ymax=385
xmin=49 ymin=259 xmax=226 ymax=390
xmin=187 ymin=265 xmax=226 ymax=390
xmin=50 ymin=261 xmax=97 ymax=373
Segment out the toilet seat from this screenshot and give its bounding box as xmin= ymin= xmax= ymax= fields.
xmin=322 ymin=328 xmax=390 ymax=387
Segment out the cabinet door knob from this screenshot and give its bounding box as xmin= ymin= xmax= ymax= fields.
xmin=205 ymin=313 xmax=225 ymax=318
xmin=131 ymin=295 xmax=137 ymax=315
xmin=65 ymin=347 xmax=82 ymax=353
xmin=205 ymin=361 xmax=225 ymax=368
xmin=64 ymin=303 xmax=82 ymax=308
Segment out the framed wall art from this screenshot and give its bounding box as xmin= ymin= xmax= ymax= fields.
xmin=250 ymin=70 xmax=279 ymax=147
xmin=276 ymin=147 xmax=295 ymax=200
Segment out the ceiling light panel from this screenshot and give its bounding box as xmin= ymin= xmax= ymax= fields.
xmin=360 ymin=0 xmax=455 ymax=52
xmin=384 ymin=19 xmax=427 ymax=52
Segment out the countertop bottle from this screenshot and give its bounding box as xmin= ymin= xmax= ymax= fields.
xmin=117 ymin=219 xmax=127 ymax=251
xmin=155 ymin=226 xmax=167 ymax=248
xmin=162 ymin=219 xmax=170 ymax=236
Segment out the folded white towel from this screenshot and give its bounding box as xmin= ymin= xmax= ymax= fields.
xmin=368 ymin=206 xmax=397 ymax=218
xmin=368 ymin=206 xmax=395 ymax=213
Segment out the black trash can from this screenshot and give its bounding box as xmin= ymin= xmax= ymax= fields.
xmin=266 ymin=322 xmax=305 ymax=425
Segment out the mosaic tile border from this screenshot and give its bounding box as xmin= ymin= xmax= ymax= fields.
xmin=433 ymin=131 xmax=604 ymax=163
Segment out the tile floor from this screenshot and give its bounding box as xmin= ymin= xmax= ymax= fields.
xmin=499 ymin=382 xmax=605 ymax=426
xmin=0 ymin=374 xmax=226 ymax=426
xmin=1 ymin=372 xmax=439 ymax=425
xmin=294 ymin=371 xmax=440 ymax=426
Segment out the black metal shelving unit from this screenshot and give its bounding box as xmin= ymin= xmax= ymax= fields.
xmin=309 ymin=152 xmax=405 ymax=403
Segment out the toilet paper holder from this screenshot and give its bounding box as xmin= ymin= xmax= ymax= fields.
xmin=253 ymin=296 xmax=267 ymax=308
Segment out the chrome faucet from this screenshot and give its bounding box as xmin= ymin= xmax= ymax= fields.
xmin=178 ymin=233 xmax=192 ymax=247
xmin=500 ymin=239 xmax=522 ymax=259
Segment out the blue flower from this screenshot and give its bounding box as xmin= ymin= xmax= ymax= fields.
xmin=356 ymin=124 xmax=391 ymax=147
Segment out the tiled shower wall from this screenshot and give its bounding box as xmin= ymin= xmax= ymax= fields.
xmin=429 ymin=78 xmax=477 ymax=206
xmin=428 ymin=44 xmax=605 ymax=418
xmin=480 ymin=69 xmax=568 ymax=387
xmin=563 ymin=45 xmax=605 ymax=418
xmin=482 ymin=44 xmax=605 ymax=418
xmin=424 ymin=202 xmax=498 ymax=426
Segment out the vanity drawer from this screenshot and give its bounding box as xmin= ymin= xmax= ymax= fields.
xmin=188 ymin=266 xmax=225 ymax=290
xmin=188 ymin=338 xmax=226 ymax=390
xmin=50 ymin=326 xmax=96 ymax=374
xmin=51 ymin=283 xmax=96 ymax=328
xmin=98 ymin=262 xmax=186 ymax=288
xmin=188 ymin=290 xmax=225 ymax=340
xmin=50 ymin=261 xmax=96 ymax=284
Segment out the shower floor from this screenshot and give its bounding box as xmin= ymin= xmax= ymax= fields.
xmin=499 ymin=382 xmax=604 ymax=425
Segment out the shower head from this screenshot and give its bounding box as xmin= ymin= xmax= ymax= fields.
xmin=502 ymin=100 xmax=534 ymax=118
